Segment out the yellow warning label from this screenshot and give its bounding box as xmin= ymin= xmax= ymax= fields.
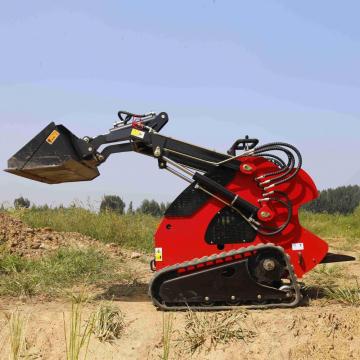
xmin=46 ymin=130 xmax=60 ymax=145
xmin=131 ymin=128 xmax=145 ymax=139
xmin=155 ymin=247 xmax=163 ymax=262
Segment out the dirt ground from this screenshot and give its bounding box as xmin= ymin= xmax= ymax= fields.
xmin=0 ymin=213 xmax=359 ymax=360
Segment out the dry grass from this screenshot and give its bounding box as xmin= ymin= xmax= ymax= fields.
xmin=5 ymin=309 xmax=28 ymax=360
xmin=178 ymin=310 xmax=256 ymax=355
xmin=93 ymin=303 xmax=125 ymax=343
xmin=162 ymin=313 xmax=174 ymax=360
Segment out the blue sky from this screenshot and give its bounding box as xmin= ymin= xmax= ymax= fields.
xmin=1 ymin=0 xmax=359 ymax=208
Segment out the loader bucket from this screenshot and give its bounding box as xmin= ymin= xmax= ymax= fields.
xmin=5 ymin=123 xmax=100 ymax=184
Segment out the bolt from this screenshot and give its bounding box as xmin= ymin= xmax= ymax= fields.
xmin=243 ymin=164 xmax=253 ymax=171
xmin=263 ymin=259 xmax=276 ymax=271
xmin=161 ymin=114 xmax=166 ymax=119
xmin=257 ymin=294 xmax=262 ymax=300
xmin=154 ymin=146 xmax=161 ymax=157
xmin=204 ymin=296 xmax=210 ymax=302
xmin=260 ymin=211 xmax=271 ymax=219
xmin=231 ymin=296 xmax=236 ymax=301
xmin=88 ymin=147 xmax=93 ymax=152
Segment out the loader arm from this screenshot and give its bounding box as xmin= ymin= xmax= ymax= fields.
xmin=6 ymin=111 xmax=259 ymax=218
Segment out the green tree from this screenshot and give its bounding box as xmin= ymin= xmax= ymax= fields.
xmin=138 ymin=199 xmax=162 ymax=217
xmin=100 ymin=195 xmax=126 ymax=215
xmin=14 ymin=196 xmax=30 ymax=209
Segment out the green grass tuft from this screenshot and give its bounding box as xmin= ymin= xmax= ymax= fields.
xmin=64 ymin=298 xmax=94 ymax=360
xmin=324 ymin=281 xmax=360 ymax=306
xmin=0 ymin=248 xmax=122 ymax=297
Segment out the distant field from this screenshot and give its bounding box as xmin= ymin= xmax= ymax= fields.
xmin=9 ymin=206 xmax=360 ymax=253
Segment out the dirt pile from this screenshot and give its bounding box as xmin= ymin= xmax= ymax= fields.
xmin=0 ymin=213 xmax=98 ymax=257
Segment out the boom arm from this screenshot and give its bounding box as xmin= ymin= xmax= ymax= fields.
xmin=83 ymin=112 xmax=259 ymax=216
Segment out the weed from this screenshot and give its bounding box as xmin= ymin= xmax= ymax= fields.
xmin=68 ymin=291 xmax=92 ymax=305
xmin=162 ymin=313 xmax=174 ymax=360
xmin=6 ymin=309 xmax=28 ymax=360
xmin=306 ymin=264 xmax=346 ymax=290
xmin=93 ymin=303 xmax=125 ymax=342
xmin=63 ymin=300 xmax=94 ymax=360
xmin=324 ymin=281 xmax=360 ymax=306
xmin=179 ymin=310 xmax=256 ymax=355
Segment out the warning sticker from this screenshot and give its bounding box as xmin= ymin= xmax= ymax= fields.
xmin=155 ymin=247 xmax=163 ymax=262
xmin=46 ymin=130 xmax=60 ymax=145
xmin=131 ymin=128 xmax=145 ymax=139
xmin=292 ymin=243 xmax=304 ymax=251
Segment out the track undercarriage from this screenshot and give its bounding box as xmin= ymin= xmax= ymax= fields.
xmin=150 ymin=244 xmax=302 ymax=310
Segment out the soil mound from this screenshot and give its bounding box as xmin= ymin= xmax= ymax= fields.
xmin=0 ymin=213 xmax=97 ymax=257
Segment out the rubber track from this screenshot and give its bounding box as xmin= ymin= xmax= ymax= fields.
xmin=149 ymin=243 xmax=302 ymax=310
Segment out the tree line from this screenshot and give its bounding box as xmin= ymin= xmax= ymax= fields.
xmin=10 ymin=195 xmax=170 ymax=217
xmin=10 ymin=184 xmax=360 ymax=216
xmin=303 ymin=185 xmax=360 ymax=215
xmin=99 ymin=195 xmax=170 ymax=216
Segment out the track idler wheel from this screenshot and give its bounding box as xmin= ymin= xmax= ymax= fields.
xmin=249 ymin=250 xmax=286 ymax=286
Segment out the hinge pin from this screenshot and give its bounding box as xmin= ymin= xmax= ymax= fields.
xmin=154 ymin=146 xmax=161 ymax=157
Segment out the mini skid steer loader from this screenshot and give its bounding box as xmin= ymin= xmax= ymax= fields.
xmin=5 ymin=110 xmax=355 ymax=310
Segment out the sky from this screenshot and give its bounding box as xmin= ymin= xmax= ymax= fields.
xmin=0 ymin=0 xmax=359 ymax=208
